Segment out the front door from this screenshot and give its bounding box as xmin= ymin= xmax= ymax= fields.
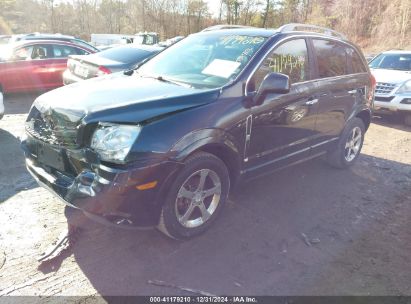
xmin=3 ymin=44 xmax=55 ymax=92
xmin=2 ymin=45 xmax=35 ymax=92
xmin=243 ymin=38 xmax=319 ymax=177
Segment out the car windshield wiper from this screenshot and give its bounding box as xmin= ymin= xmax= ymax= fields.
xmin=140 ymin=74 xmax=194 ymax=88
xmin=124 ymin=58 xmax=153 ymax=76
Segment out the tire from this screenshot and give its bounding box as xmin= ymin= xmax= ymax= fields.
xmin=326 ymin=118 xmax=365 ymax=169
xmin=157 ymin=152 xmax=230 ymax=240
xmin=404 ymin=114 xmax=411 ymax=127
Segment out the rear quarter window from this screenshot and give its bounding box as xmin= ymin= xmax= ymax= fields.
xmin=313 ymin=39 xmax=347 ymax=78
xmin=346 ymin=46 xmax=367 ymax=73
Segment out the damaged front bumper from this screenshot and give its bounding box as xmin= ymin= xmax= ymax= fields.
xmin=22 ymin=137 xmax=182 ymax=228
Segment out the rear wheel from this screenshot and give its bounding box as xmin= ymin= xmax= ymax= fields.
xmin=157 ymin=152 xmax=230 ymax=239
xmin=404 ymin=114 xmax=411 ymax=126
xmin=326 ymin=118 xmax=365 ymax=169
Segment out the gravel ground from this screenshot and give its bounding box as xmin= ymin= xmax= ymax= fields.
xmin=0 ymin=93 xmax=410 ymax=298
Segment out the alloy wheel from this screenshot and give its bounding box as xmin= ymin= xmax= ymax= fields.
xmin=175 ymin=169 xmax=222 ymax=228
xmin=344 ymin=126 xmax=362 ymax=162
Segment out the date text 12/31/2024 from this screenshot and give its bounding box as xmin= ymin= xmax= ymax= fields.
xmin=149 ymin=296 xmax=257 ymax=303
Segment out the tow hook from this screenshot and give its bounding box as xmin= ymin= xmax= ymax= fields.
xmin=37 ymin=225 xmax=82 ymax=263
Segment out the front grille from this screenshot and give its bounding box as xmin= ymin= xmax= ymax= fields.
xmin=375 ymin=96 xmax=395 ymax=102
xmin=375 ymin=82 xmax=396 ymax=95
xmin=25 ymin=106 xmax=79 ymax=148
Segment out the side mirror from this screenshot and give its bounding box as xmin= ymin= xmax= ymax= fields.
xmin=254 ymin=72 xmax=290 ymax=105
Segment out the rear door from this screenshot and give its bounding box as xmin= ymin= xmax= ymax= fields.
xmin=308 ymin=38 xmax=359 ymax=151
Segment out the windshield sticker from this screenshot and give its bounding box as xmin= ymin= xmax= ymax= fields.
xmin=202 ymin=59 xmax=241 ymax=78
xmin=220 ymin=36 xmax=265 ymax=46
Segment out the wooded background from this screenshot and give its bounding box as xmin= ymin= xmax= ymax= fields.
xmin=0 ymin=0 xmax=410 ymax=52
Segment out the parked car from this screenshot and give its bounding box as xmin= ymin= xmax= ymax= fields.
xmin=369 ymin=50 xmax=411 ymax=125
xmin=0 ymin=40 xmax=96 ymax=93
xmin=0 ymin=91 xmax=4 ymax=120
xmin=8 ymin=33 xmax=99 ymax=53
xmin=63 ymin=45 xmax=163 ymax=84
xmin=23 ymin=24 xmax=374 ymax=239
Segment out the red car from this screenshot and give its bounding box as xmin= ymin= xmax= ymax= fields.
xmin=0 ymin=40 xmax=96 ymax=93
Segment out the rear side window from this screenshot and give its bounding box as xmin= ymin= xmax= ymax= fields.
xmin=252 ymin=38 xmax=309 ymax=90
xmin=52 ymin=44 xmax=87 ymax=58
xmin=346 ymin=46 xmax=367 ymax=73
xmin=313 ymin=39 xmax=347 ymax=78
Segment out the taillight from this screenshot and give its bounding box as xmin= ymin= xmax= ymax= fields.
xmin=96 ymin=66 xmax=111 ymax=77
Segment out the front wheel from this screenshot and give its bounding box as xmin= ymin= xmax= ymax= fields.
xmin=157 ymin=152 xmax=230 ymax=239
xmin=326 ymin=118 xmax=365 ymax=169
xmin=404 ymin=114 xmax=411 ymax=127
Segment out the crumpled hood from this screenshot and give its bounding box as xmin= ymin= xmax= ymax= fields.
xmin=32 ymin=73 xmax=220 ymax=124
xmin=371 ymin=68 xmax=411 ymax=85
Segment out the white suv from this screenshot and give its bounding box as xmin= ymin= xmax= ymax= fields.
xmin=369 ymin=50 xmax=411 ymax=125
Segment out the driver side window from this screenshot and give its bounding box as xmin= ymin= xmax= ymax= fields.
xmin=251 ymin=38 xmax=309 ymax=91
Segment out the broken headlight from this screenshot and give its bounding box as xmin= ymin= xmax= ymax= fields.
xmin=91 ymin=123 xmax=141 ymax=162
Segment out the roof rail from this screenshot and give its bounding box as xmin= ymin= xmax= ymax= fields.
xmin=278 ymin=23 xmax=347 ymax=40
xmin=201 ymin=25 xmax=255 ymax=32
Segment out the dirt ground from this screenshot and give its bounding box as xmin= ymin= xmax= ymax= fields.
xmin=0 ymin=93 xmax=410 ymax=298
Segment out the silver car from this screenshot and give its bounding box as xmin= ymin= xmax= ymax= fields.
xmin=369 ymin=50 xmax=411 ymax=125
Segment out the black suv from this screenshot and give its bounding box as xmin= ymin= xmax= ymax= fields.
xmin=22 ymin=24 xmax=374 ymax=239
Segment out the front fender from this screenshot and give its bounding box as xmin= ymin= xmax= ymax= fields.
xmin=170 ymin=128 xmax=241 ymax=162
xmin=152 ymin=128 xmax=242 ymax=210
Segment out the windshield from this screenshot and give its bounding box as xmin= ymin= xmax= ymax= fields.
xmin=369 ymin=53 xmax=411 ymax=71
xmin=137 ymin=33 xmax=267 ymax=89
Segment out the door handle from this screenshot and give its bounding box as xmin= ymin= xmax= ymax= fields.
xmin=305 ymin=98 xmax=318 ymax=105
xmin=348 ymin=89 xmax=357 ymax=94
